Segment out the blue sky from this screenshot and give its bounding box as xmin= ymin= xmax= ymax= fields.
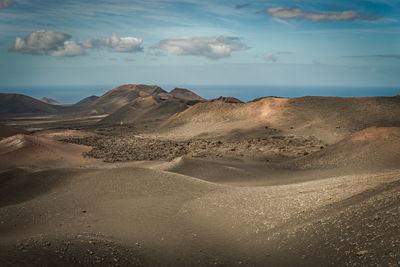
xmin=0 ymin=0 xmax=399 ymax=94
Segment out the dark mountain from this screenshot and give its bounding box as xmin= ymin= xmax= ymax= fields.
xmin=0 ymin=93 xmax=58 ymax=114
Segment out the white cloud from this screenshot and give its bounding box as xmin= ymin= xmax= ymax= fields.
xmin=263 ymin=53 xmax=278 ymax=62
xmin=10 ymin=30 xmax=71 ymax=54
xmin=265 ymin=7 xmax=381 ymax=22
xmin=51 ymin=41 xmax=85 ymax=57
xmin=88 ymin=33 xmax=143 ymax=53
xmin=10 ymin=31 xmax=143 ymax=56
xmin=0 ymin=0 xmax=13 ymax=9
xmin=155 ymin=35 xmax=248 ymax=59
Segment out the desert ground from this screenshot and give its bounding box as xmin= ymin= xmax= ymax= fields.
xmin=0 ymin=85 xmax=399 ymax=266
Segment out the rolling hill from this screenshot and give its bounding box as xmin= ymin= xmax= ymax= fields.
xmin=158 ymin=96 xmax=400 ymax=143
xmin=0 ymin=134 xmax=93 ymax=169
xmin=293 ymin=127 xmax=400 ymax=171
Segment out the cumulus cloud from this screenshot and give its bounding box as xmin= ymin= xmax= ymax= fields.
xmin=84 ymin=33 xmax=143 ymax=53
xmin=10 ymin=31 xmax=143 ymax=56
xmin=155 ymin=35 xmax=248 ymax=60
xmin=265 ymin=7 xmax=382 ymax=22
xmin=10 ymin=30 xmax=71 ymax=55
xmin=0 ymin=0 xmax=14 ymax=9
xmin=51 ymin=41 xmax=85 ymax=57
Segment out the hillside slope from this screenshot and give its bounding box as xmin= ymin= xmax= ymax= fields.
xmin=0 ymin=134 xmax=93 ymax=169
xmin=99 ymin=94 xmax=194 ymax=125
xmin=0 ymin=124 xmax=28 ymax=139
xmin=293 ymin=127 xmax=400 ymax=171
xmin=85 ymin=84 xmax=167 ymax=114
xmin=0 ymin=93 xmax=58 ymax=114
xmin=158 ymin=96 xmax=400 ymax=143
xmin=73 ymin=95 xmax=99 ymax=108
xmin=170 ymin=88 xmax=204 ymax=101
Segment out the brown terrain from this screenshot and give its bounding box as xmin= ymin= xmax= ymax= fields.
xmin=0 ymin=84 xmax=399 ymax=266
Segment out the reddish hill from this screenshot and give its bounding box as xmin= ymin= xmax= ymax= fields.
xmin=86 ymin=84 xmax=168 ymax=114
xmin=293 ymin=127 xmax=400 ymax=171
xmin=0 ymin=134 xmax=93 ymax=169
xmin=170 ymin=88 xmax=204 ymax=101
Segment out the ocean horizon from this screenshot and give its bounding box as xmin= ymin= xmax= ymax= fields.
xmin=0 ymin=84 xmax=398 ymax=104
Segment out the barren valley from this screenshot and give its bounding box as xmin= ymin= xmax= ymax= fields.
xmin=0 ymin=84 xmax=399 ymax=266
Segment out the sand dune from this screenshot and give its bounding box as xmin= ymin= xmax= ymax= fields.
xmin=0 ymin=134 xmax=94 ymax=169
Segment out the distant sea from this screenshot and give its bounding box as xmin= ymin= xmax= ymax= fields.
xmin=0 ymin=85 xmax=398 ymax=104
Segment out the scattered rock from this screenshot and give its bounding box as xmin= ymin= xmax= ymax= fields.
xmin=356 ymin=250 xmax=368 ymax=256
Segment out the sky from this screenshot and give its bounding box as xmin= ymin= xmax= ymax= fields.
xmin=0 ymin=0 xmax=399 ymax=98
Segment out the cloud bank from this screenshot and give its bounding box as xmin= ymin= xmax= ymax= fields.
xmin=10 ymin=31 xmax=143 ymax=56
xmin=265 ymin=7 xmax=381 ymax=22
xmin=82 ymin=33 xmax=143 ymax=53
xmin=155 ymin=35 xmax=248 ymax=59
xmin=0 ymin=0 xmax=13 ymax=9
